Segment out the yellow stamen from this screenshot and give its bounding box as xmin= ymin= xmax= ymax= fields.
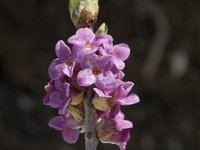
xmin=85 ymin=43 xmax=91 ymax=49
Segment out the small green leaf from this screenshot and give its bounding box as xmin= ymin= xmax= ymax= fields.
xmin=68 ymin=105 xmax=84 ymax=123
xmin=92 ymin=96 xmax=111 ymax=111
xmin=96 ymin=118 xmax=115 ymax=140
xmin=70 ymin=91 xmax=84 ymax=105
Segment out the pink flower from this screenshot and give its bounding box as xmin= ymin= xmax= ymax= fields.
xmin=48 ymin=40 xmax=75 ymax=79
xmin=43 ymin=79 xmax=70 ymax=108
xmin=49 ymin=114 xmax=82 ymax=143
xmin=77 ymin=54 xmax=114 ymax=86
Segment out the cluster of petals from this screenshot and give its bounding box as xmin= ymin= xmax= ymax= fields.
xmin=43 ymin=27 xmax=139 ymax=150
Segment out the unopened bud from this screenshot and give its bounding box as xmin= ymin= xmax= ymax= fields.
xmin=69 ymin=0 xmax=99 ymax=28
xmin=96 ymin=23 xmax=108 ymax=34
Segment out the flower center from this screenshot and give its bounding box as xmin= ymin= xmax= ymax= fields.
xmin=66 ymin=58 xmax=74 ymax=66
xmin=92 ymin=66 xmax=101 ymax=75
xmin=85 ymin=43 xmax=91 ymax=49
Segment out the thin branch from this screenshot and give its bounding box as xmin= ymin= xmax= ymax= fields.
xmin=84 ymin=86 xmax=98 ymax=150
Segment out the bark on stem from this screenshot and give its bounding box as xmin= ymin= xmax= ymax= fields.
xmin=84 ymin=87 xmax=98 ymax=150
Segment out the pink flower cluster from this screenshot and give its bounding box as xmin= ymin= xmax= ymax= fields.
xmin=43 ymin=28 xmax=139 ymax=150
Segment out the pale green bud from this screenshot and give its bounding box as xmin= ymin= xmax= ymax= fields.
xmin=95 ymin=23 xmax=108 ymax=34
xmin=69 ymin=0 xmax=99 ymax=28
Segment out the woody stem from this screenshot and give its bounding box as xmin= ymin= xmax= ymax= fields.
xmin=84 ymin=86 xmax=98 ymax=150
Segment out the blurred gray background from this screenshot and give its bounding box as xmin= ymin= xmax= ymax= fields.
xmin=0 ymin=0 xmax=199 ymax=150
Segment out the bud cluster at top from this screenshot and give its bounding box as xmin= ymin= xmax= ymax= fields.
xmin=43 ymin=28 xmax=139 ymax=150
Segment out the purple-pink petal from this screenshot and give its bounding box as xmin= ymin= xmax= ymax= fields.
xmin=66 ymin=115 xmax=82 ymax=129
xmin=80 ymin=54 xmax=98 ymax=69
xmin=55 ymin=40 xmax=71 ymax=60
xmin=95 ymin=71 xmax=117 ymax=92
xmin=48 ymin=59 xmax=67 ymax=79
xmin=44 ymin=81 xmax=54 ymax=92
xmin=48 ymin=91 xmax=63 ymax=108
xmin=120 ymin=129 xmax=130 ymax=142
xmin=63 ymin=62 xmax=75 ymax=77
xmin=49 ymin=116 xmax=64 ymax=131
xmin=113 ymin=59 xmax=125 ymax=70
xmin=93 ymin=34 xmax=113 ymax=50
xmin=115 ymin=86 xmax=127 ymax=100
xmin=71 ymin=45 xmax=85 ymax=63
xmin=62 ymin=127 xmax=79 ymax=144
xmin=77 ymin=68 xmax=96 ymax=86
xmin=119 ymin=94 xmax=140 ymax=106
xmin=112 ymin=44 xmax=130 ymax=61
xmin=110 ymin=104 xmax=121 ymax=118
xmin=43 ymin=94 xmax=50 ymax=105
xmin=97 ymin=55 xmax=114 ymax=72
xmin=116 ymin=120 xmax=133 ymax=131
xmin=122 ymin=82 xmax=134 ymax=94
xmin=58 ymin=98 xmax=71 ymax=115
xmin=119 ymin=142 xmax=127 ymax=150
xmin=93 ymin=88 xmax=111 ymax=98
xmin=68 ymin=27 xmax=95 ymax=45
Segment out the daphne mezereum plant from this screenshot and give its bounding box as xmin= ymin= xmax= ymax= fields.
xmin=43 ymin=0 xmax=139 ymax=150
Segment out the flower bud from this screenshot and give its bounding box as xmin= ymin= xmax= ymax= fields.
xmin=96 ymin=23 xmax=108 ymax=35
xmin=69 ymin=0 xmax=99 ymax=28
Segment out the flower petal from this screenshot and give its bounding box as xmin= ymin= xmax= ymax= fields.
xmin=94 ymin=34 xmax=113 ymax=46
xmin=80 ymin=54 xmax=98 ymax=69
xmin=120 ymin=129 xmax=130 ymax=142
xmin=77 ymin=68 xmax=96 ymax=86
xmin=122 ymin=82 xmax=134 ymax=94
xmin=48 ymin=59 xmax=67 ymax=79
xmin=48 ymin=91 xmax=63 ymax=108
xmin=58 ymin=99 xmax=71 ymax=115
xmin=68 ymin=27 xmax=95 ymax=45
xmin=93 ymin=34 xmax=113 ymax=51
xmin=44 ymin=81 xmax=54 ymax=92
xmin=112 ymin=44 xmax=130 ymax=61
xmin=114 ymin=59 xmax=125 ymax=70
xmin=119 ymin=94 xmax=140 ymax=105
xmin=65 ymin=115 xmax=82 ymax=129
xmin=43 ymin=94 xmax=50 ymax=105
xmin=55 ymin=40 xmax=71 ymax=60
xmin=116 ymin=120 xmax=133 ymax=131
xmin=110 ymin=104 xmax=121 ymax=118
xmin=114 ymin=71 xmax=125 ymax=80
xmin=93 ymin=88 xmax=111 ymax=98
xmin=48 ymin=116 xmax=64 ymax=131
xmin=71 ymin=45 xmax=86 ymax=63
xmin=62 ymin=62 xmax=75 ymax=77
xmin=115 ymin=86 xmax=127 ymax=100
xmin=62 ymin=127 xmax=79 ymax=143
xmin=95 ymin=72 xmax=118 ymax=92
xmin=98 ymin=55 xmax=114 ymax=72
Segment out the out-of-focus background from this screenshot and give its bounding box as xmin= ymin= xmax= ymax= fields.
xmin=0 ymin=0 xmax=199 ymax=150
